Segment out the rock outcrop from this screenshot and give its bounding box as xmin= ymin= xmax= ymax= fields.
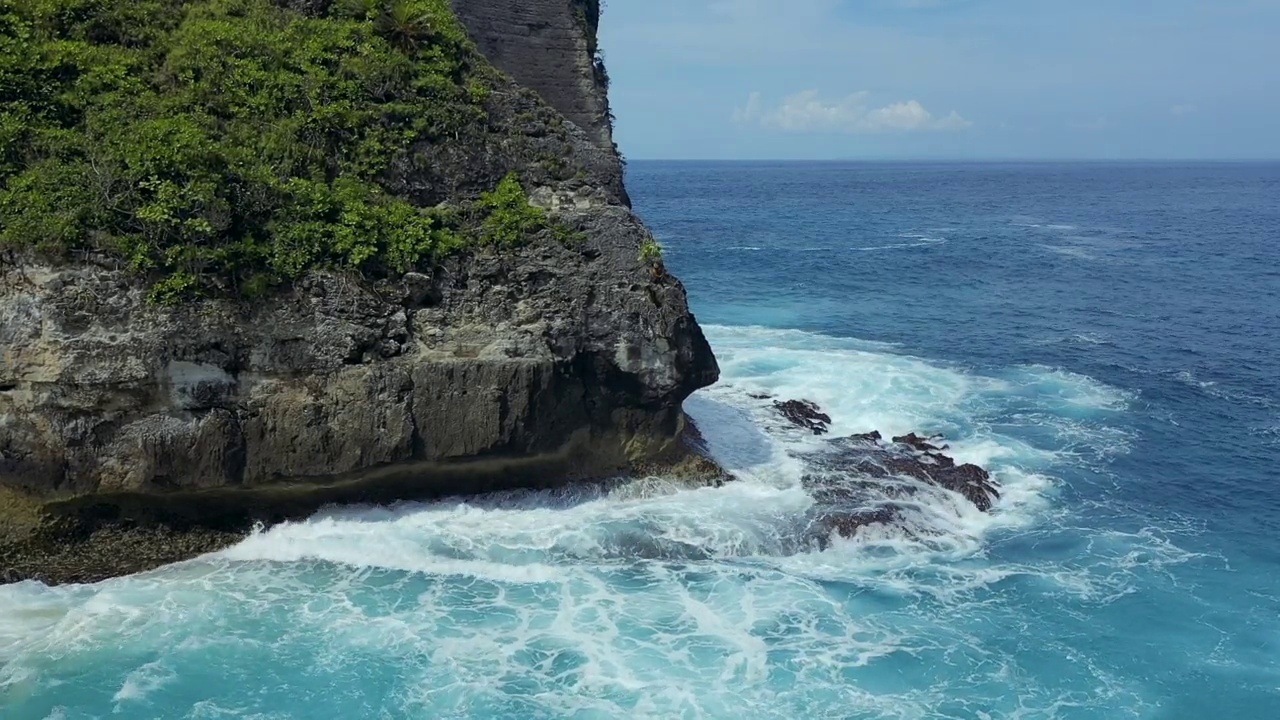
xmin=451 ymin=0 xmax=617 ymax=152
xmin=0 ymin=0 xmax=718 ymax=584
xmin=805 ymin=432 xmax=1001 ymax=514
xmin=765 ymin=399 xmax=1001 ymax=543
xmin=774 ymin=399 xmax=833 ymax=435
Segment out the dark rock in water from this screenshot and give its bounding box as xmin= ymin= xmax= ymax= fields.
xmin=819 ymin=434 xmax=1000 ymax=512
xmin=767 ymin=399 xmax=1000 ymax=540
xmin=781 ymin=414 xmax=1001 ymax=542
xmin=892 ymin=432 xmax=949 ymax=452
xmin=825 ymin=506 xmax=901 ymax=533
xmin=774 ymin=399 xmax=832 ymax=435
xmin=748 ymin=392 xmax=775 ymax=400
xmin=770 ymin=400 xmax=999 ymax=521
xmin=941 ymin=463 xmax=1001 ymax=511
xmin=807 ymin=505 xmax=905 ymax=546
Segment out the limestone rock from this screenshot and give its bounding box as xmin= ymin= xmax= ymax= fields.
xmin=0 ymin=0 xmax=719 ymax=584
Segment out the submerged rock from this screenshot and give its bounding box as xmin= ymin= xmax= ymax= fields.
xmin=806 ymin=505 xmax=906 ymax=544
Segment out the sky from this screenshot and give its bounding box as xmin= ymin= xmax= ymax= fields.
xmin=598 ymin=0 xmax=1280 ymax=160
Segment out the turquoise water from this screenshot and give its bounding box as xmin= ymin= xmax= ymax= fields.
xmin=3 ymin=162 xmax=1279 ymax=718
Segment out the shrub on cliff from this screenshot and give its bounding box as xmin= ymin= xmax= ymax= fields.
xmin=0 ymin=0 xmax=556 ymax=300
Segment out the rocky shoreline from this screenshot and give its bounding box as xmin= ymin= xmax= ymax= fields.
xmin=0 ymin=393 xmax=1000 ymax=586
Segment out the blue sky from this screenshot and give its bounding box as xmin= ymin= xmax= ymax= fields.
xmin=598 ymin=0 xmax=1280 ymax=160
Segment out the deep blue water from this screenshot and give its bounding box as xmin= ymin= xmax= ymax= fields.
xmin=2 ymin=162 xmax=1278 ymax=719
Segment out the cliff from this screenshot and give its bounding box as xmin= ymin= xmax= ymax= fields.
xmin=450 ymin=0 xmax=617 ymax=153
xmin=0 ymin=0 xmax=719 ymax=583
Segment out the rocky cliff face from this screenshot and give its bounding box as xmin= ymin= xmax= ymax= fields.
xmin=451 ymin=0 xmax=617 ymax=152
xmin=1 ymin=211 xmax=716 ymax=497
xmin=0 ymin=0 xmax=718 ymax=583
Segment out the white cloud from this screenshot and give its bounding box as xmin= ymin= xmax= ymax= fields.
xmin=1171 ymin=104 xmax=1197 ymax=116
xmin=733 ymin=90 xmax=972 ymax=133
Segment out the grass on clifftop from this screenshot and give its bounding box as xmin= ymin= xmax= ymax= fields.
xmin=0 ymin=0 xmax=564 ymax=301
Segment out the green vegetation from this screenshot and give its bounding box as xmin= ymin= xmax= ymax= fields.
xmin=638 ymin=238 xmax=662 ymax=264
xmin=476 ymin=173 xmax=549 ymax=247
xmin=0 ymin=0 xmax=565 ymax=301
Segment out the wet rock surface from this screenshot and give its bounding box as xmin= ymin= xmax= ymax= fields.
xmin=774 ymin=399 xmax=832 ymax=435
xmin=815 ymin=433 xmax=1001 ymax=512
xmin=0 ymin=523 xmax=245 ymax=586
xmin=766 ymin=399 xmax=1002 ymax=543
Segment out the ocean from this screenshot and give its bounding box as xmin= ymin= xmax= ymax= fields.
xmin=2 ymin=161 xmax=1279 ymax=719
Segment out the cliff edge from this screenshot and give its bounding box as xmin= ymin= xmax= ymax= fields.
xmin=451 ymin=0 xmax=617 ymax=151
xmin=0 ymin=0 xmax=719 ymax=583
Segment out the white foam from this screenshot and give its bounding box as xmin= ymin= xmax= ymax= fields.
xmin=1040 ymin=244 xmax=1098 ymax=260
xmin=857 ymin=237 xmax=948 ymax=251
xmin=1250 ymin=423 xmax=1280 ymax=447
xmin=700 ymin=325 xmax=974 ymax=440
xmin=1012 ymin=220 xmax=1078 ymax=231
xmin=1005 ymin=364 xmax=1133 ymax=411
xmin=1072 ymin=333 xmax=1109 ymax=345
xmin=684 ymin=325 xmax=1137 ymax=559
xmin=112 ymin=659 xmax=175 ymax=704
xmin=1175 ymin=369 xmax=1276 ymax=408
xmin=1035 ymin=332 xmax=1112 ymax=347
